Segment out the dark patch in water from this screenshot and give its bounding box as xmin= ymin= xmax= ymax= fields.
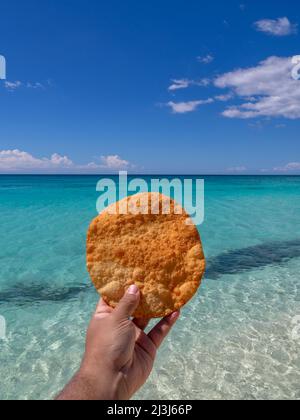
xmin=205 ymin=239 xmax=300 ymax=280
xmin=0 ymin=283 xmax=93 ymax=306
xmin=1 ymin=239 xmax=300 ymax=305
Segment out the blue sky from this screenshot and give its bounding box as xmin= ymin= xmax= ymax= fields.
xmin=0 ymin=0 xmax=299 ymax=174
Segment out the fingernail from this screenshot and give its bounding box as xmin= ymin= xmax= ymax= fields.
xmin=128 ymin=284 xmax=139 ymax=295
xmin=171 ymin=311 xmax=180 ymax=321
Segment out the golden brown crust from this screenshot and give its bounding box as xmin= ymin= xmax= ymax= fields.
xmin=87 ymin=193 xmax=206 ymax=318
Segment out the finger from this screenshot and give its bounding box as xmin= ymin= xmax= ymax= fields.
xmin=133 ymin=318 xmax=150 ymax=331
xmin=148 ymin=311 xmax=180 ymax=349
xmin=135 ymin=331 xmax=157 ymax=359
xmin=113 ymin=285 xmax=140 ymax=321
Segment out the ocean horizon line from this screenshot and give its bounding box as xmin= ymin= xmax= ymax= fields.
xmin=0 ymin=173 xmax=300 ymax=177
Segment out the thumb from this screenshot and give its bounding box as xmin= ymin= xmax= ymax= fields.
xmin=114 ymin=285 xmax=140 ymax=320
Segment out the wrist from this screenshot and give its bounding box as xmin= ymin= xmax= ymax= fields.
xmin=78 ymin=362 xmax=125 ymax=400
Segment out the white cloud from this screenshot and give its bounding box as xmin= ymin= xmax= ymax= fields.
xmin=0 ymin=150 xmax=73 ymax=172
xmin=167 ymin=98 xmax=214 ymax=114
xmin=197 ymin=54 xmax=214 ymax=64
xmin=164 ymin=56 xmax=300 ymax=120
xmin=227 ymin=163 xmax=300 ymax=173
xmin=0 ymin=150 xmax=133 ymax=173
xmin=273 ymin=162 xmax=300 ymax=172
xmin=199 ymin=78 xmax=210 ymax=87
xmin=254 ymin=17 xmax=298 ymax=36
xmin=215 ymin=93 xmax=233 ymax=102
xmin=4 ymin=81 xmax=22 ymax=90
xmin=168 ymin=79 xmax=190 ymax=91
xmin=26 ymin=82 xmax=44 ymax=89
xmin=100 ymin=155 xmax=131 ymax=170
xmin=3 ymin=80 xmax=45 ymax=91
xmin=168 ymin=78 xmax=210 ymax=91
xmin=50 ymin=153 xmax=73 ymax=166
xmin=214 ymin=56 xmax=300 ymax=119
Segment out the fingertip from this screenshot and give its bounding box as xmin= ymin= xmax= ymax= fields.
xmin=127 ymin=284 xmax=139 ymax=296
xmin=167 ymin=311 xmax=180 ymax=323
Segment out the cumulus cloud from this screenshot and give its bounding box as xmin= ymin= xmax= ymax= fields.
xmin=163 ymin=56 xmax=300 ymax=120
xmin=50 ymin=153 xmax=73 ymax=166
xmin=99 ymin=155 xmax=131 ymax=170
xmin=197 ymin=54 xmax=214 ymax=64
xmin=254 ymin=17 xmax=298 ymax=36
xmin=167 ymin=98 xmax=214 ymax=114
xmin=273 ymin=162 xmax=300 ymax=172
xmin=0 ymin=150 xmax=133 ymax=173
xmin=168 ymin=78 xmax=210 ymax=91
xmin=0 ymin=150 xmax=73 ymax=172
xmin=214 ymin=56 xmax=300 ymax=119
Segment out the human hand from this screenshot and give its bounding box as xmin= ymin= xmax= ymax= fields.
xmin=57 ymin=285 xmax=180 ymax=400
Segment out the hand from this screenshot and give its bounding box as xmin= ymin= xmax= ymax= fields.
xmin=56 ymin=285 xmax=180 ymax=400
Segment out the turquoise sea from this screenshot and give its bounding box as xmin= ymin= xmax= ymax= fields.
xmin=0 ymin=175 xmax=300 ymax=400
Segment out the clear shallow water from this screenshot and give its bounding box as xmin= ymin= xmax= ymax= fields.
xmin=0 ymin=175 xmax=300 ymax=400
